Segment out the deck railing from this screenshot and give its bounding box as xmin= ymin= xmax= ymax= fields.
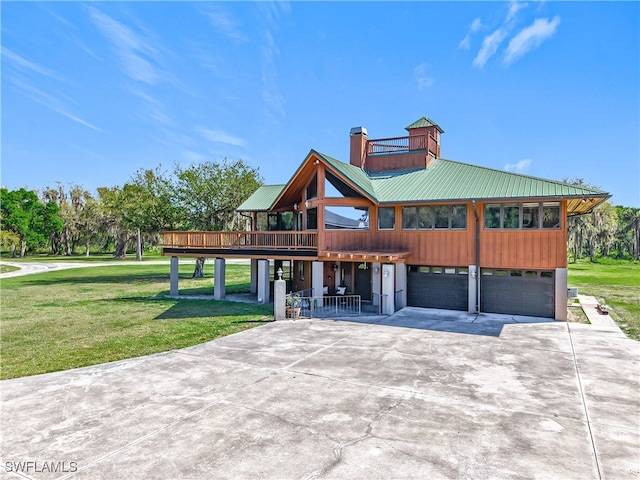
xmin=162 ymin=231 xmax=318 ymax=250
xmin=367 ymin=134 xmax=438 ymax=156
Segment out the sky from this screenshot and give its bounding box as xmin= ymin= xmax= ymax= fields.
xmin=2 ymin=1 xmax=639 ymax=207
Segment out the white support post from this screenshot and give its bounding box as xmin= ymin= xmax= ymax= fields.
xmin=468 ymin=265 xmax=478 ymax=313
xmin=555 ymin=268 xmax=568 ymax=321
xmin=381 ymin=263 xmax=395 ymax=315
xmin=170 ymin=256 xmax=179 ymax=296
xmin=274 ymin=270 xmax=286 ymax=320
xmin=250 ymin=259 xmax=258 ymax=294
xmin=312 ymin=261 xmax=324 ymax=303
xmin=214 ymin=258 xmax=226 ymax=300
xmin=257 ymin=259 xmax=270 ymax=304
xmin=372 ymin=262 xmax=381 ymax=307
xmin=395 ymin=263 xmax=407 ymax=309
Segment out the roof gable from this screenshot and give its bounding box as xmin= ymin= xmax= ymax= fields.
xmin=405 ymin=116 xmax=444 ymax=133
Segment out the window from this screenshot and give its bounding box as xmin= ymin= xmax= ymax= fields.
xmin=451 ymin=205 xmax=467 ymax=229
xmin=503 ymin=205 xmax=520 ymax=229
xmin=542 ymin=202 xmax=561 ymax=229
xmin=306 ymin=173 xmax=318 ymax=200
xmin=306 ymin=207 xmax=317 ymax=230
xmin=434 ymin=206 xmax=450 ymax=229
xmin=484 ymin=202 xmax=560 ymax=230
xmin=403 ymin=204 xmax=466 ymax=230
xmin=402 ymin=207 xmax=417 ymax=229
xmin=484 ymin=205 xmax=501 ymax=229
xmin=324 ymin=206 xmax=369 ymax=230
xmin=522 ymin=203 xmax=539 ymax=229
xmin=418 ymin=206 xmax=434 ymax=229
xmin=378 ymin=207 xmax=395 ymax=230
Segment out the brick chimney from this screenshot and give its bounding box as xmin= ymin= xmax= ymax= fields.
xmin=349 ymin=127 xmax=368 ymax=168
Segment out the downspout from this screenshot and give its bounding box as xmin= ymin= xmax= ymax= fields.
xmin=472 ymin=201 xmax=480 ymax=314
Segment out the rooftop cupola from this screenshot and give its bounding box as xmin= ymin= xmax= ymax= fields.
xmin=349 ymin=116 xmax=444 ymax=172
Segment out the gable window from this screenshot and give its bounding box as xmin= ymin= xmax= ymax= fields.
xmin=403 ymin=205 xmax=466 ymax=230
xmin=484 ymin=202 xmax=560 ymax=229
xmin=378 ymin=207 xmax=395 ymax=230
xmin=306 ymin=173 xmax=318 ymax=200
xmin=325 ymin=206 xmax=369 ymax=230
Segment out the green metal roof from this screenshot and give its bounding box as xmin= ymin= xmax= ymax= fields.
xmin=405 ymin=116 xmax=444 ymax=133
xmin=238 ymin=154 xmax=608 ymax=214
xmin=237 ymin=184 xmax=285 ymax=211
xmin=369 ymin=158 xmax=608 ymax=203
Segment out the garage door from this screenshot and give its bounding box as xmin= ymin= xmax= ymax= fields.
xmin=407 ymin=266 xmax=468 ymax=311
xmin=481 ymin=269 xmax=554 ymax=318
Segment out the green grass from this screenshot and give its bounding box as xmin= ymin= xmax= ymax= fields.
xmin=0 ymin=264 xmax=20 ymax=274
xmin=568 ymin=259 xmax=640 ymax=340
xmin=0 ymin=251 xmax=166 ymax=262
xmin=0 ymin=263 xmax=272 ymax=379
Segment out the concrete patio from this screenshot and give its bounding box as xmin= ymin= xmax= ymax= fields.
xmin=1 ymin=310 xmax=638 ymax=479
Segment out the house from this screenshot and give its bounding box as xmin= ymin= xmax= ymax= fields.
xmin=162 ymin=117 xmax=609 ymax=320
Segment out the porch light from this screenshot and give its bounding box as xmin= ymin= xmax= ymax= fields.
xmin=374 ymin=266 xmax=380 ymax=274
xmin=383 ymin=269 xmax=390 ymax=278
xmin=305 ymin=200 xmax=311 ymax=208
xmin=333 ymin=264 xmax=338 ymax=272
xmin=277 ymin=267 xmax=283 ymax=280
xmin=293 ymin=203 xmax=298 ymax=210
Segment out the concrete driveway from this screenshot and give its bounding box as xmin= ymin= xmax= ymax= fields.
xmin=1 ymin=310 xmax=639 ymax=479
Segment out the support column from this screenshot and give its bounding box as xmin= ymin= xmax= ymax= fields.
xmin=555 ymin=268 xmax=568 ymax=321
xmin=274 ymin=270 xmax=286 ymax=320
xmin=312 ymin=261 xmax=324 ymax=303
xmin=170 ymin=256 xmax=179 ymax=296
xmin=381 ymin=263 xmax=395 ymax=315
xmin=257 ymin=259 xmax=270 ymax=304
xmin=372 ymin=262 xmax=381 ymax=308
xmin=214 ymin=258 xmax=226 ymax=300
xmin=250 ymin=259 xmax=258 ymax=294
xmin=468 ymin=265 xmax=478 ymax=313
xmin=395 ymin=263 xmax=407 ymax=309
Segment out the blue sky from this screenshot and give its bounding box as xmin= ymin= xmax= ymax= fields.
xmin=2 ymin=1 xmax=639 ymax=207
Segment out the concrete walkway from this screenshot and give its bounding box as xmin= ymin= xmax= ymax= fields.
xmin=1 ymin=311 xmax=638 ymax=479
xmin=578 ymin=294 xmax=627 ymax=336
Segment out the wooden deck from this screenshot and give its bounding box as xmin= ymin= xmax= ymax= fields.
xmin=162 ymin=231 xmax=318 ymax=250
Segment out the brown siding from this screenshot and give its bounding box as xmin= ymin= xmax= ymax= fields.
xmin=365 ymin=151 xmax=428 ymax=172
xmin=478 ymin=201 xmax=568 ymax=269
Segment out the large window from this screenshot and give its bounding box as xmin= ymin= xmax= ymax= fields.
xmin=306 ymin=207 xmax=317 ymax=230
xmin=378 ymin=207 xmax=395 ymax=230
xmin=324 ymin=206 xmax=369 ymax=230
xmin=484 ymin=202 xmax=560 ymax=229
xmin=403 ymin=205 xmax=467 ymax=230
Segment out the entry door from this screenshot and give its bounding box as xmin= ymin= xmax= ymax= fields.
xmin=354 ymin=263 xmax=372 ymax=301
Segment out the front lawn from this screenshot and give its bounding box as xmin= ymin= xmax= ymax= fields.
xmin=568 ymin=260 xmax=640 ymax=340
xmin=0 ymin=263 xmax=271 ymax=379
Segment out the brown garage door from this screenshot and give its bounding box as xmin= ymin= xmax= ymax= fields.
xmin=407 ymin=266 xmax=468 ymax=311
xmin=481 ymin=269 xmax=554 ymax=318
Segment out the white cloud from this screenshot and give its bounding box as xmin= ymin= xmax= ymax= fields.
xmin=459 ymin=17 xmax=483 ymax=50
xmin=414 ymin=63 xmax=435 ymax=89
xmin=2 ymin=47 xmax=68 ymax=83
xmin=503 ymin=16 xmax=561 ymax=65
xmin=506 ymin=1 xmax=528 ymax=23
xmin=198 ymin=129 xmax=246 ymax=147
xmin=504 ymin=158 xmax=532 ymax=172
xmin=202 ymin=5 xmax=247 ymax=42
xmin=473 ymin=28 xmax=508 ymax=68
xmin=87 ymin=7 xmax=159 ymax=84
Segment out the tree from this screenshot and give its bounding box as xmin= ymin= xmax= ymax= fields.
xmin=173 ymin=158 xmax=262 ymax=277
xmin=0 ymin=188 xmax=63 ymax=257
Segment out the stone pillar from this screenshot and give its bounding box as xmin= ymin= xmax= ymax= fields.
xmin=555 ymin=267 xmax=568 ymax=321
xmin=372 ymin=262 xmax=381 ymax=308
xmin=257 ymin=259 xmax=270 ymax=304
xmin=170 ymin=256 xmax=179 ymax=296
xmin=468 ymin=265 xmax=478 ymax=313
xmin=214 ymin=258 xmax=226 ymax=300
xmin=250 ymin=259 xmax=258 ymax=294
xmin=312 ymin=261 xmax=324 ymax=302
xmin=381 ymin=263 xmax=395 ymax=315
xmin=274 ymin=270 xmax=286 ymax=320
xmin=395 ymin=263 xmax=407 ymax=309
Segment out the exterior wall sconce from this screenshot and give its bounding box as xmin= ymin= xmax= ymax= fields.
xmin=305 ymin=200 xmax=311 ymax=208
xmin=383 ymin=268 xmax=390 ymax=278
xmin=333 ymin=264 xmax=338 ymax=272
xmin=374 ymin=266 xmax=380 ymax=274
xmin=293 ymin=203 xmax=298 ymax=211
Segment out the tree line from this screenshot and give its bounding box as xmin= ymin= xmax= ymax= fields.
xmin=1 ymin=159 xmax=262 ymax=270
xmin=1 ymin=169 xmax=638 ymax=262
